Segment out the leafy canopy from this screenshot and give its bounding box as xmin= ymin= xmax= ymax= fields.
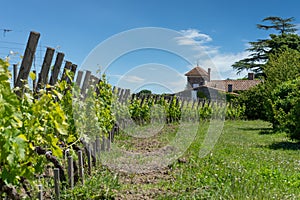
xmin=232 ymin=16 xmax=300 ymax=76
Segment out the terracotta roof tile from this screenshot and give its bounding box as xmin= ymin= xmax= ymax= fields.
xmin=185 ymin=66 xmax=208 ymax=77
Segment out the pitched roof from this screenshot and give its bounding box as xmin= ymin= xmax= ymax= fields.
xmin=185 ymin=66 xmax=208 ymax=77
xmin=206 ymin=80 xmax=261 ymax=91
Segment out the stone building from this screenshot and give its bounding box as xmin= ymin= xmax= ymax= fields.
xmin=180 ymin=66 xmax=261 ymax=99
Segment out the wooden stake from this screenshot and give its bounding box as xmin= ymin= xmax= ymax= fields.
xmin=77 ymin=150 xmax=84 ymax=184
xmin=54 ymin=168 xmax=60 ymax=200
xmin=15 ymin=31 xmax=40 ymax=90
xmin=101 ymin=135 xmax=105 ymax=151
xmin=13 ymin=64 xmax=18 ymax=87
xmin=81 ymin=70 xmax=91 ymax=96
xmin=67 ymin=156 xmax=74 ymax=189
xmin=87 ymin=148 xmax=92 ymax=175
xmin=106 ymin=137 xmax=110 ymax=151
xmin=36 ymin=47 xmax=55 ymax=91
xmin=93 ymin=142 xmax=97 ymax=166
xmin=75 ymin=70 xmax=83 ymax=87
xmin=32 ymin=70 xmax=36 ymax=90
xmin=60 ymin=61 xmax=72 ymax=81
xmin=67 ymin=64 xmax=77 ymax=84
xmin=38 ymin=185 xmax=43 ymax=200
xmin=96 ymin=136 xmax=101 ymax=153
xmin=118 ymin=89 xmax=124 ymax=102
xmin=49 ymin=52 xmax=64 ymax=85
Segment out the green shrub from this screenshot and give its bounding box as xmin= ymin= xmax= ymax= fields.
xmin=270 ymin=78 xmax=300 ymax=140
xmin=236 ymin=83 xmax=269 ymax=120
xmin=197 ymin=91 xmax=207 ymax=99
xmin=226 ymin=92 xmax=239 ymax=103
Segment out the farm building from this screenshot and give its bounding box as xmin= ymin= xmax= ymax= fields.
xmin=178 ymin=66 xmax=261 ymax=99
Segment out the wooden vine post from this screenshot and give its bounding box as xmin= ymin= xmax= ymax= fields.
xmin=54 ymin=168 xmax=60 ymax=200
xmin=13 ymin=64 xmax=18 ymax=87
xmin=15 ymin=31 xmax=40 ymax=95
xmin=67 ymin=156 xmax=74 ymax=189
xmin=77 ymin=150 xmax=84 ymax=184
xmin=49 ymin=52 xmax=65 ymax=85
xmin=36 ymin=47 xmax=55 ymax=91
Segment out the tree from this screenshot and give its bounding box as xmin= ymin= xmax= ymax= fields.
xmin=264 ymin=48 xmax=300 ymax=84
xmin=264 ymin=49 xmax=300 ymax=129
xmin=137 ymin=89 xmax=152 ymax=95
xmin=232 ymin=16 xmax=300 ymax=76
xmin=256 ymin=16 xmax=297 ymax=34
xmin=236 ymin=49 xmax=300 ymax=121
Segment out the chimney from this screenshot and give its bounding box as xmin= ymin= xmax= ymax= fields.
xmin=248 ymin=73 xmax=254 ymax=80
xmin=208 ymin=68 xmax=211 ymax=82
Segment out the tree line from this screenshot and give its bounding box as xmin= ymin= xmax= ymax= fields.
xmin=232 ymin=16 xmax=300 ymax=140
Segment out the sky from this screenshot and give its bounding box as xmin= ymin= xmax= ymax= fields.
xmin=1 ymin=0 xmax=300 ymax=93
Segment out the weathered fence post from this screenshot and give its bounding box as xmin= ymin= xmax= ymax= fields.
xmin=180 ymin=98 xmax=185 ymax=110
xmin=32 ymin=70 xmax=36 ymax=90
xmin=116 ymin=87 xmax=121 ymax=97
xmin=36 ymin=47 xmax=55 ymax=91
xmin=49 ymin=52 xmax=64 ymax=85
xmin=124 ymin=89 xmax=130 ymax=102
xmin=13 ymin=64 xmax=18 ymax=87
xmin=93 ymin=142 xmax=97 ymax=166
xmin=81 ymin=71 xmax=91 ymax=96
xmin=109 ymin=129 xmax=114 ymax=143
xmin=38 ymin=184 xmax=43 ymax=200
xmin=96 ymin=136 xmax=101 ymax=153
xmin=67 ymin=156 xmax=74 ymax=189
xmin=87 ymin=147 xmax=92 ymax=175
xmin=15 ymin=31 xmax=40 ymax=93
xmin=112 ymin=86 xmax=116 ymax=95
xmin=67 ymin=64 xmax=77 ymax=84
xmin=54 ymin=168 xmax=60 ymax=200
xmin=77 ymin=150 xmax=84 ymax=184
xmin=61 ymin=61 xmax=72 ymax=81
xmin=101 ymin=134 xmax=105 ymax=151
xmin=118 ymin=88 xmax=124 ymax=102
xmin=75 ymin=70 xmax=83 ymax=87
xmin=106 ymin=137 xmax=110 ymax=151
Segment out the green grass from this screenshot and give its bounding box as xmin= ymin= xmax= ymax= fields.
xmin=160 ymin=120 xmax=300 ymax=199
xmin=61 ymin=166 xmax=120 ymax=199
xmin=64 ymin=120 xmax=300 ymax=199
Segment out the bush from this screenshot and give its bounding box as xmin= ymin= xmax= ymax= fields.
xmin=226 ymin=92 xmax=239 ymax=103
xmin=236 ymin=83 xmax=270 ymax=120
xmin=270 ymin=78 xmax=300 ymax=140
xmin=236 ymin=49 xmax=300 ymax=122
xmin=197 ymin=91 xmax=207 ymax=99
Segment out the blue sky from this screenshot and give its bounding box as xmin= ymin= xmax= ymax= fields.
xmin=1 ymin=0 xmax=300 ymax=93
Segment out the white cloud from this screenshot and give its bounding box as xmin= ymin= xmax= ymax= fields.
xmin=168 ymin=77 xmax=186 ymax=90
xmin=200 ymin=51 xmax=250 ymax=79
xmin=108 ymin=74 xmax=122 ymax=78
xmin=121 ymin=75 xmax=145 ymax=83
xmin=176 ymin=29 xmax=212 ymax=45
xmin=176 ymin=29 xmax=250 ymax=79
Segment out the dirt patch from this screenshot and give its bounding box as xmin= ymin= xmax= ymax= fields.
xmin=112 ymin=124 xmax=181 ymax=199
xmin=115 ymin=168 xmax=176 ymax=200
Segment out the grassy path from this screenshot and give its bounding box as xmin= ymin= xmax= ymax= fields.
xmin=64 ymin=120 xmax=300 ymax=199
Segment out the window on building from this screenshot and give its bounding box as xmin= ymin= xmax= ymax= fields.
xmin=228 ymin=84 xmax=233 ymax=92
xmin=192 ymin=83 xmax=199 ymax=88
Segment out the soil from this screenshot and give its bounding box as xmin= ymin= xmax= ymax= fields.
xmin=115 ymin=169 xmax=175 ymax=200
xmin=112 ymin=124 xmax=184 ymax=199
